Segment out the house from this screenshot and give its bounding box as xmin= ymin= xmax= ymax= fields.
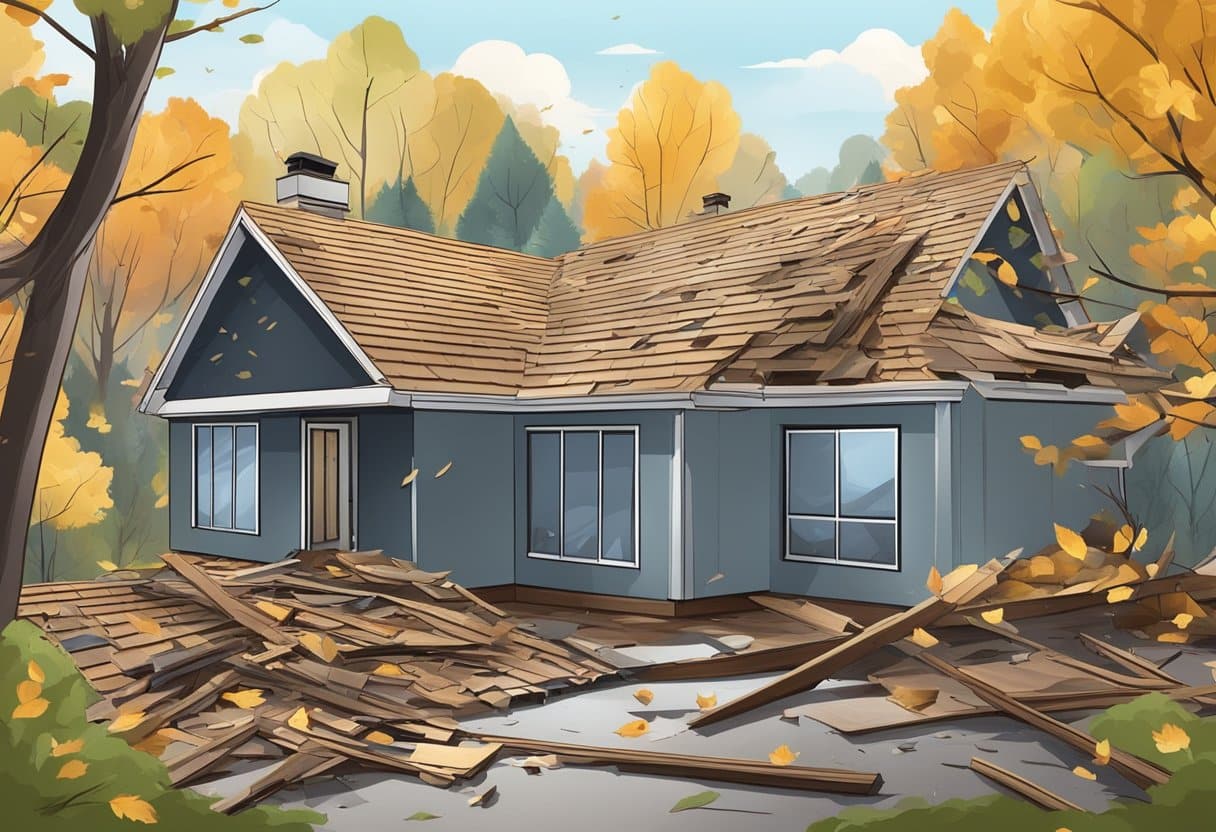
xmin=139 ymin=153 xmax=1166 ymax=607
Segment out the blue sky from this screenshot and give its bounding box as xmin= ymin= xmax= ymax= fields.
xmin=34 ymin=0 xmax=999 ymax=179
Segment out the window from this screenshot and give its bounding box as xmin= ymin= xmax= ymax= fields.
xmin=527 ymin=427 xmax=639 ymax=567
xmin=194 ymin=423 xmax=258 ymax=533
xmin=785 ymin=428 xmax=898 ymax=570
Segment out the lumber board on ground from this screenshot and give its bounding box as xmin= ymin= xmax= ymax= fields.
xmin=969 ymin=757 xmax=1084 ymax=811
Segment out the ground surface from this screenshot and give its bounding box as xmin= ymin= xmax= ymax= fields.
xmin=191 ymin=603 xmax=1216 ymax=832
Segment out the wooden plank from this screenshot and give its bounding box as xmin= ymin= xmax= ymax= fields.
xmin=167 ymin=722 xmax=260 ymax=786
xmin=160 ymin=553 xmax=296 ymax=646
xmin=210 ymin=750 xmax=343 ymax=815
xmin=472 ymin=734 xmax=881 ymax=795
xmin=119 ymin=669 xmax=242 ymax=744
xmin=1076 ymin=633 xmax=1182 ymax=684
xmin=635 ymin=635 xmax=849 ymax=682
xmin=969 ymin=757 xmax=1084 ymax=812
xmin=749 ymin=595 xmax=860 ymax=634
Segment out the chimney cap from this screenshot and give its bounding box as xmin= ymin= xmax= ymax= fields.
xmin=702 ymin=192 xmax=731 ymax=210
xmin=285 ymin=151 xmax=338 ymax=178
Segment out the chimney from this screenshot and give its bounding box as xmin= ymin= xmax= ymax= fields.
xmin=701 ymin=192 xmax=731 ymax=215
xmin=275 ymin=152 xmax=349 ymax=218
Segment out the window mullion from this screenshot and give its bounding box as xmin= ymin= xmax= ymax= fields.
xmin=597 ymin=430 xmax=604 ymax=562
xmin=834 ymin=430 xmax=842 ymax=562
xmin=558 ymin=429 xmax=565 ymax=560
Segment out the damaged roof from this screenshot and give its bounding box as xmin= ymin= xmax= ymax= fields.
xmin=239 ymin=161 xmax=1163 ymax=398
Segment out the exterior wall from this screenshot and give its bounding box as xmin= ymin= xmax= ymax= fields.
xmin=513 ymin=411 xmax=675 ymax=600
xmin=166 ymin=239 xmax=372 ymax=401
xmin=413 ymin=411 xmax=515 ymax=587
xmin=955 ymin=389 xmax=1124 ymax=564
xmin=354 ymin=410 xmax=414 ymax=559
xmin=168 ymin=414 xmax=302 ymax=562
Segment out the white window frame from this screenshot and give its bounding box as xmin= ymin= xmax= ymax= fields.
xmin=784 ymin=427 xmax=900 ymax=571
xmin=525 ymin=426 xmax=641 ymax=569
xmin=191 ymin=422 xmax=260 ymax=535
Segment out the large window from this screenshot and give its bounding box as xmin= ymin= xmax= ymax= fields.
xmin=785 ymin=428 xmax=898 ymax=570
xmin=527 ymin=427 xmax=639 ymax=567
xmin=193 ymin=423 xmax=258 ymax=534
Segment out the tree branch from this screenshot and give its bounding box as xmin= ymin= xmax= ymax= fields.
xmin=111 ymin=154 xmax=213 ymax=205
xmin=163 ymin=0 xmax=280 ymax=42
xmin=0 ymin=115 xmax=80 ymax=232
xmin=0 ymin=1 xmax=95 ymax=59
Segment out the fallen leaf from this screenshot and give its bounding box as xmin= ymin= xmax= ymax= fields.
xmin=980 ymin=607 xmax=1004 ymax=625
xmin=125 ymin=612 xmax=162 ymax=636
xmin=888 ymin=686 xmax=939 ymax=712
xmin=401 ymin=468 xmax=419 ymax=487
xmin=365 ymin=730 xmax=395 ymax=745
xmin=97 ymin=560 xmax=119 ymax=572
xmin=434 ymin=461 xmax=452 ymax=478
xmin=908 ymin=628 xmax=939 ymax=648
xmin=1174 ymin=613 xmax=1195 ymax=629
xmin=696 ymin=691 xmax=717 ymax=710
xmin=1081 ymin=276 xmax=1099 ymax=293
xmin=1113 ymin=524 xmax=1134 ymax=554
xmin=235 ymin=370 xmax=253 ymax=380
xmin=1134 ymin=527 xmax=1149 ymax=552
xmin=614 ymin=718 xmax=649 ymax=738
xmin=27 ymin=660 xmax=44 ymax=683
xmin=1147 ymin=563 xmax=1160 ymax=577
xmin=1158 ymin=631 xmax=1190 ymax=644
xmin=109 ymin=711 xmax=145 ymax=733
xmin=1019 ymin=435 xmax=1042 ymax=451
xmin=17 ymin=679 xmax=41 ymax=704
xmin=1106 ymin=586 xmax=1135 ymax=604
xmin=51 ymin=737 xmax=84 ymax=757
xmin=768 ymin=744 xmax=800 ymax=766
xmin=56 ymin=759 xmax=88 ymax=780
xmin=1153 ymin=723 xmax=1191 ymax=754
xmin=1055 ymin=524 xmax=1088 ymax=559
xmin=405 ymin=812 xmax=440 ymax=821
xmin=254 ymin=600 xmax=291 ymax=622
xmin=133 ymin=731 xmax=172 ymax=758
xmin=12 ymin=698 xmax=48 ymax=719
xmin=633 ymin=688 xmax=654 ymax=705
xmin=109 ymin=794 xmax=158 ymax=824
xmin=373 ymin=662 xmax=407 ymax=677
xmin=706 ymin=571 xmax=725 ymax=584
xmin=926 ymin=565 xmax=943 ymax=596
xmin=300 ymin=632 xmax=339 ymax=662
xmin=1072 ymin=765 xmax=1097 ymax=780
xmin=221 ymin=688 xmax=265 ymax=709
xmin=1094 ymin=738 xmax=1111 ymax=766
xmin=468 ymin=785 xmax=497 ymax=807
xmin=287 ymin=707 xmax=310 ymax=731
xmin=324 ymin=565 xmax=349 ymax=577
xmin=670 ymin=790 xmax=720 ymax=813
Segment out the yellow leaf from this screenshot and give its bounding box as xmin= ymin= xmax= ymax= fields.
xmin=1054 ymin=524 xmax=1088 ymax=560
xmin=133 ymin=731 xmax=172 ymax=758
xmin=1073 ymin=434 xmax=1106 ymax=449
xmin=221 ymin=688 xmax=265 ymax=709
xmin=364 ymin=730 xmax=394 ymax=745
xmin=109 ymin=711 xmax=145 ymax=733
xmin=434 ymin=461 xmax=453 ymax=479
xmin=1158 ymin=631 xmax=1190 ymax=644
xmin=1134 ymin=527 xmax=1148 ymax=552
xmin=614 ymin=719 xmax=650 ymax=738
xmin=287 ymin=707 xmax=310 ymax=731
xmin=1183 ymin=371 xmax=1216 ymax=399
xmin=633 ymin=688 xmax=654 ymax=705
xmin=299 ymin=632 xmax=339 ymax=662
xmin=1072 ymin=765 xmax=1097 ymax=780
xmin=1006 ymin=198 xmax=1021 ymax=222
xmin=401 ymin=468 xmax=419 ymax=487
xmin=235 ymin=370 xmax=253 ymax=380
xmin=1081 ymin=276 xmax=1099 ymax=293
xmin=768 ymin=744 xmax=800 ymax=766
xmin=50 ymin=737 xmax=84 ymax=757
xmin=888 ymin=685 xmax=939 ymax=712
xmin=125 ymin=612 xmax=162 ymax=636
xmin=971 ymin=251 xmax=1002 ymax=265
xmin=27 ymin=660 xmax=44 ymax=683
xmin=56 ymin=759 xmax=88 ymax=780
xmin=1107 ymin=586 xmax=1135 ymax=604
xmin=980 ymin=608 xmax=1004 ymax=625
xmin=12 ymin=698 xmax=48 ymax=719
xmin=1113 ymin=525 xmax=1134 ymax=554
xmin=1019 ymin=435 xmax=1042 ymax=451
xmin=97 ymin=560 xmax=119 ymax=572
xmin=109 ymin=794 xmax=158 ymax=824
xmin=995 ymin=260 xmax=1018 ymax=287
xmin=696 ymin=691 xmax=718 ymax=711
xmin=926 ymin=565 xmax=943 ymax=596
xmin=1174 ymin=613 xmax=1194 ymax=629
xmin=373 ymin=662 xmax=406 ymax=677
xmin=1152 ymin=723 xmax=1191 ymax=754
xmin=16 ymin=679 xmax=41 ymax=704
xmin=1147 ymin=563 xmax=1160 ymax=578
xmin=1094 ymin=738 xmax=1111 ymax=766
xmin=254 ymin=600 xmax=291 ymax=622
xmin=908 ymin=628 xmax=939 ymax=648
xmin=324 ymin=565 xmax=349 ymax=577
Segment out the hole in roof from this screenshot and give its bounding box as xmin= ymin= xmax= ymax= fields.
xmin=678 ymin=318 xmax=707 ymax=332
xmin=689 ymin=335 xmax=717 ymax=349
xmin=603 ymin=251 xmax=635 ymax=265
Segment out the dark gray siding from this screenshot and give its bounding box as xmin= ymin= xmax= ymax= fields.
xmin=355 ymin=410 xmax=414 ymax=559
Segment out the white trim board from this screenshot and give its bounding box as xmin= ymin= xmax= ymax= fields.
xmin=154 ymin=387 xmax=405 ymax=417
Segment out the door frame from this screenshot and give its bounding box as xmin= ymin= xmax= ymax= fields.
xmin=299 ymin=417 xmax=358 ymax=550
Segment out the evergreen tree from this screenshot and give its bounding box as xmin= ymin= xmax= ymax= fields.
xmin=858 ymin=159 xmax=885 ymax=185
xmin=366 ymin=176 xmax=435 ymax=234
xmin=456 ymin=117 xmax=553 ymax=250
xmin=524 ymin=196 xmax=582 ymax=258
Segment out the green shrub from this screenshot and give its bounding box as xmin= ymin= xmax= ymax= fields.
xmin=0 ymin=619 xmax=324 ymax=830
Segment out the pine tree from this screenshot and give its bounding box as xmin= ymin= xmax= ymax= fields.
xmin=366 ymin=176 xmax=435 ymax=234
xmin=456 ymin=117 xmax=553 ymax=250
xmin=858 ymin=159 xmax=885 ymax=185
xmin=524 ymin=196 xmax=582 ymax=257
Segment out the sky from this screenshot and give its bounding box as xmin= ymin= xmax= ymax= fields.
xmin=32 ymin=0 xmax=999 ymax=182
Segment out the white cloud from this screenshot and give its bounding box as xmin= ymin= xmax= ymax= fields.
xmin=450 ymin=40 xmax=607 ymax=170
xmin=742 ymin=28 xmax=926 ymax=100
xmin=596 ymin=43 xmax=661 ymax=56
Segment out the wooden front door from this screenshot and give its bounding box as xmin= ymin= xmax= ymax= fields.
xmin=306 ymin=422 xmax=352 ymax=549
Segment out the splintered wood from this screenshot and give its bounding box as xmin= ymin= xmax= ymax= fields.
xmin=17 ymin=550 xmax=881 ymax=809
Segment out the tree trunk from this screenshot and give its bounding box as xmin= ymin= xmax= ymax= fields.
xmin=0 ymin=10 xmax=174 ymax=624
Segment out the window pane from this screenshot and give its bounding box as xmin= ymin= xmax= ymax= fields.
xmin=788 ymin=432 xmax=835 ymax=516
xmin=789 ymin=517 xmax=836 ymax=559
xmin=563 ymin=431 xmax=600 ymax=558
xmin=234 ymin=426 xmax=257 ymax=532
xmin=528 ymin=432 xmax=561 ymax=555
xmin=195 ymin=426 xmax=212 ymax=527
xmin=839 ymin=430 xmax=896 ymax=519
xmin=212 ymin=425 xmax=234 ymax=530
xmin=839 ymin=521 xmax=897 ymax=566
xmin=601 ymin=432 xmax=635 ymax=562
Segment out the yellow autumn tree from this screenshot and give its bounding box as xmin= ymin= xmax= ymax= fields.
xmin=582 ymin=61 xmax=741 ymax=241
xmin=716 ymin=133 xmax=789 ymax=209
